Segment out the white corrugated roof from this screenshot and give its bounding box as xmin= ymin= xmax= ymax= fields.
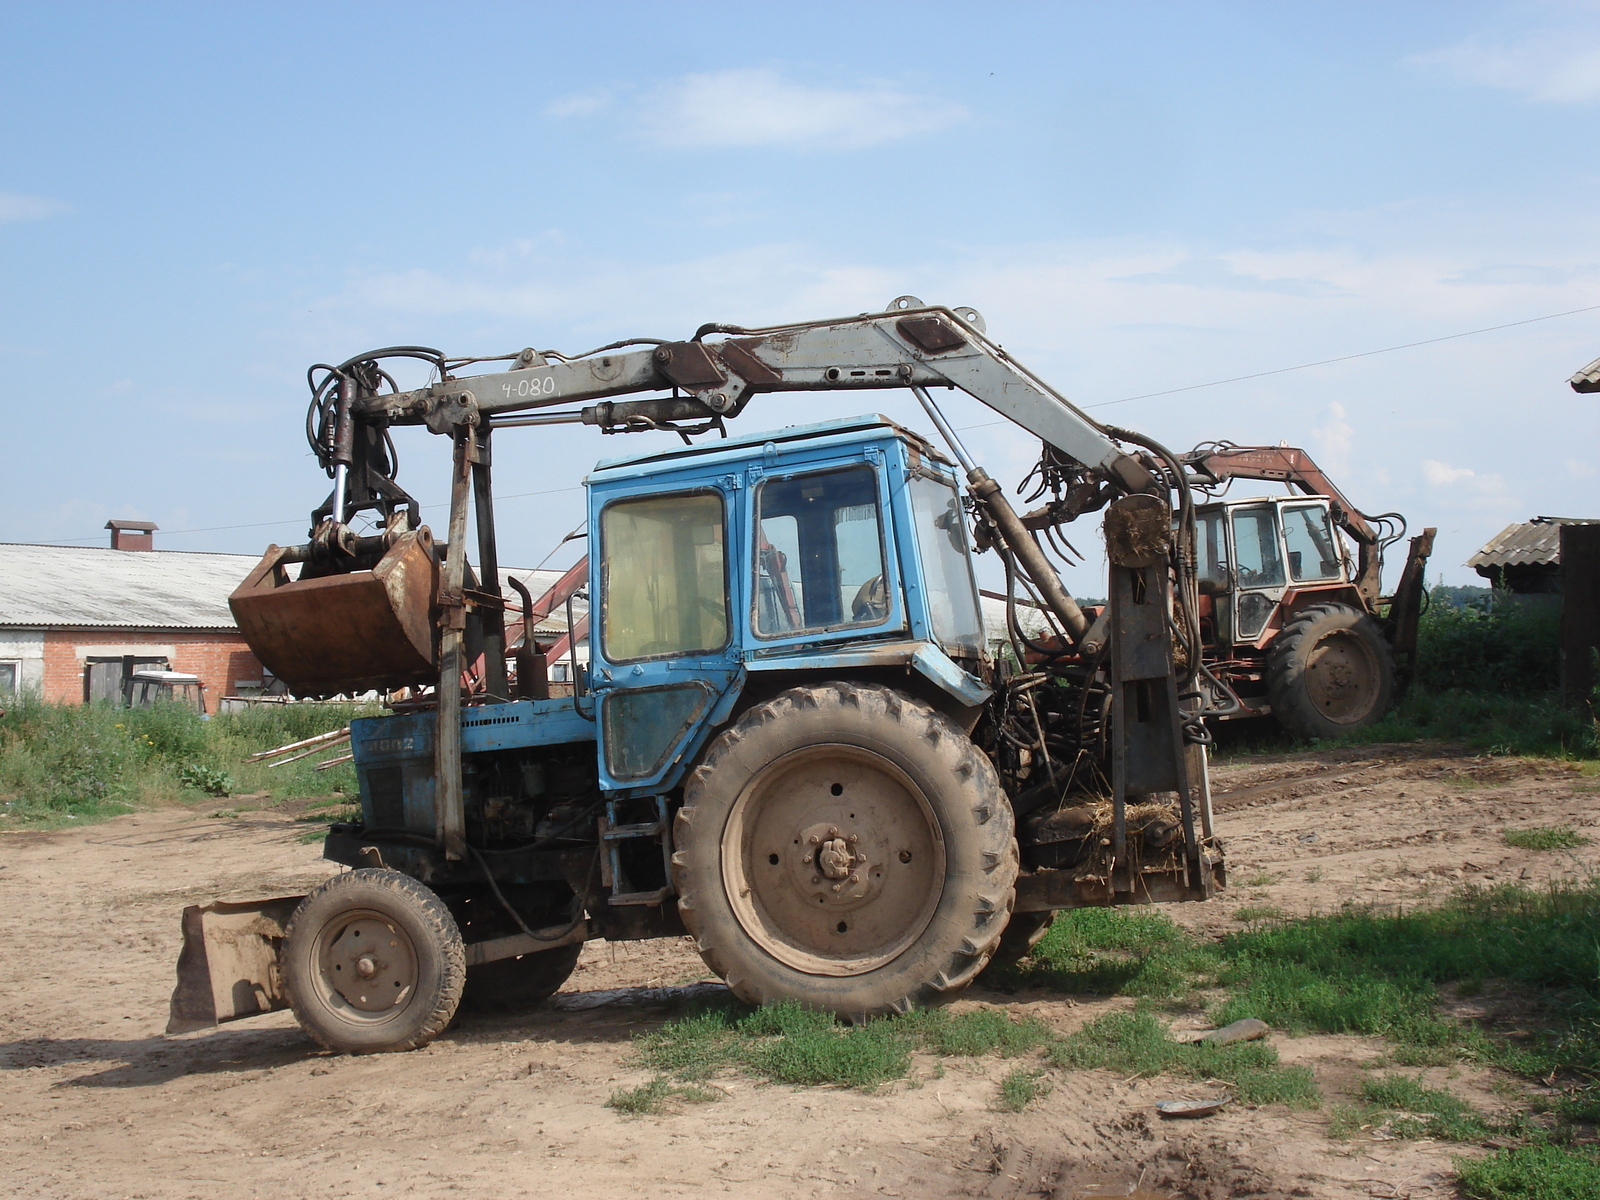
xmin=0 ymin=544 xmax=586 ymax=633
xmin=0 ymin=543 xmax=260 ymax=629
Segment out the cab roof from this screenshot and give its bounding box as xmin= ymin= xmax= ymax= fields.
xmin=588 ymin=413 xmax=951 ymax=481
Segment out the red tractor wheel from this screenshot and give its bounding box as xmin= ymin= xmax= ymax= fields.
xmin=1267 ymin=602 xmax=1395 ymax=740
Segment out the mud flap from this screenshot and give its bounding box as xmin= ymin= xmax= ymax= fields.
xmin=166 ymin=896 xmax=304 ymax=1034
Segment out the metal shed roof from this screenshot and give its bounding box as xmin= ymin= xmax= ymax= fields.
xmin=0 ymin=544 xmax=261 ymax=629
xmin=1466 ymin=517 xmax=1600 ymax=571
xmin=0 ymin=544 xmax=584 ymax=633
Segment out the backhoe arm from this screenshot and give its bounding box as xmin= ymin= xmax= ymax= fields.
xmin=352 ymin=304 xmax=1158 ymax=497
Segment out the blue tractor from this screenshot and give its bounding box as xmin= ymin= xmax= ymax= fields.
xmin=170 ymin=300 xmax=1224 ymax=1053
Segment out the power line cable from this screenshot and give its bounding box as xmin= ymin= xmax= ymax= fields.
xmin=955 ymin=300 xmax=1600 ymax=429
xmin=38 ymin=300 xmax=1600 ymax=542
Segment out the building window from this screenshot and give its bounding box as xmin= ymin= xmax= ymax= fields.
xmin=0 ymin=661 xmax=17 ymax=696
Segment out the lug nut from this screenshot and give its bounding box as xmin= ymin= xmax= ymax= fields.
xmin=831 ymin=883 xmax=843 ymax=893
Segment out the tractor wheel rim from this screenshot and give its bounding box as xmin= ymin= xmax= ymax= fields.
xmin=1304 ymin=630 xmax=1380 ymax=723
xmin=315 ymin=910 xmax=418 ymax=1016
xmin=721 ymin=744 xmax=945 ymax=977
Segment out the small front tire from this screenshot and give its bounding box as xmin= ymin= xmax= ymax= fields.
xmin=281 ymin=868 xmax=465 ymax=1053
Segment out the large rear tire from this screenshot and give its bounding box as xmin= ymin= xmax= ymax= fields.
xmin=1267 ymin=602 xmax=1395 ymax=740
xmin=281 ymin=868 xmax=465 ymax=1053
xmin=672 ymin=682 xmax=1017 ymax=1019
xmin=461 ymin=944 xmax=582 ymax=1013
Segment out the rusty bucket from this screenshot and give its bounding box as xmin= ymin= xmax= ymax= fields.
xmin=230 ymin=529 xmax=440 ymax=696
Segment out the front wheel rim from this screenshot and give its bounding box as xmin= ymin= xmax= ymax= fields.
xmin=720 ymin=744 xmax=946 ymax=977
xmin=309 ymin=908 xmax=420 ymax=1025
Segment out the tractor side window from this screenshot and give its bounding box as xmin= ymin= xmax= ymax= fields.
xmin=600 ymin=490 xmax=728 ymax=662
xmin=908 ymin=475 xmax=983 ymax=657
xmin=1283 ymin=504 xmax=1341 ymax=582
xmin=1196 ymin=510 xmax=1229 ymax=592
xmin=1229 ymin=506 xmax=1285 ymax=589
xmin=754 ymin=465 xmax=889 ymax=637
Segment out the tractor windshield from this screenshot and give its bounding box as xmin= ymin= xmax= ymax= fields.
xmin=753 ymin=465 xmax=889 ymax=637
xmin=600 ymin=490 xmax=729 ymax=662
xmin=1282 ymin=503 xmax=1341 ymax=582
xmin=908 ymin=474 xmax=983 ymax=657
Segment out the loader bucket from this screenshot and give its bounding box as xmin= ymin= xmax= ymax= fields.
xmin=229 ymin=529 xmax=439 ymax=696
xmin=167 ymin=896 xmax=303 ymax=1034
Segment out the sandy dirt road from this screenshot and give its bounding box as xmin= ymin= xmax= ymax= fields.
xmin=1 ymin=744 xmax=1596 ymax=1199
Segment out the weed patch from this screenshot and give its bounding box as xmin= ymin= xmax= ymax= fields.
xmin=1456 ymin=1145 xmax=1600 ymax=1199
xmin=635 ymin=1000 xmax=1054 ymax=1092
xmin=1331 ymin=1074 xmax=1519 ymax=1142
xmin=998 ymin=1067 xmax=1050 ymax=1112
xmin=605 ymin=1077 xmax=718 ymax=1116
xmin=1503 ymin=827 xmax=1591 ymax=851
xmin=1049 ymin=1010 xmax=1317 ymax=1107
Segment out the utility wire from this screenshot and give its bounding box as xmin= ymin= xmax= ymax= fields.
xmin=40 ymin=300 xmax=1600 ymax=543
xmin=956 ymin=300 xmax=1600 ymax=430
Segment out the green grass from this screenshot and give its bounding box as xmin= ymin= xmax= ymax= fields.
xmin=1213 ymin=688 xmax=1598 ymax=763
xmin=631 ymin=999 xmax=1054 ymax=1096
xmin=987 ymin=906 xmax=1217 ymax=1001
xmin=0 ymin=694 xmax=368 ymax=825
xmin=997 ymin=1067 xmax=1050 ymax=1112
xmin=1048 ymin=1010 xmax=1318 ymax=1108
xmin=1003 ymin=888 xmax=1600 ymax=1197
xmin=1456 ymin=1146 xmax=1600 ymax=1199
xmin=604 ymin=1076 xmax=719 ymax=1116
xmin=1503 ymin=827 xmax=1592 ymax=851
xmin=1234 ymin=905 xmax=1289 ymax=923
xmin=1329 ymin=1074 xmax=1520 ymax=1142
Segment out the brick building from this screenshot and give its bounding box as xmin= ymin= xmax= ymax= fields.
xmin=0 ymin=521 xmax=590 ymax=709
xmin=0 ymin=523 xmax=267 ymax=711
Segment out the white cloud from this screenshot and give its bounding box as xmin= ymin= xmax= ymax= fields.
xmin=1411 ymin=30 xmax=1600 ymax=103
xmin=544 ymin=90 xmax=612 ymax=118
xmin=1311 ymin=401 xmax=1354 ymax=477
xmin=1423 ymin=459 xmax=1477 ymax=486
xmin=547 ymin=69 xmax=967 ymax=150
xmin=0 ymin=191 xmax=67 ymax=222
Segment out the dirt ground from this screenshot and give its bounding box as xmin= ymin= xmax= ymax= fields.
xmin=2 ymin=743 xmax=1597 ymax=1200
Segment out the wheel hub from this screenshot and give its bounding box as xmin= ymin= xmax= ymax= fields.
xmin=722 ymin=745 xmax=945 ymax=976
xmin=323 ymin=917 xmax=416 ymax=1012
xmin=1306 ymin=630 xmax=1380 ymax=723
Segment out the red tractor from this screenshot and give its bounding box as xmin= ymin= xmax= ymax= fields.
xmin=1182 ymin=444 xmax=1434 ymax=740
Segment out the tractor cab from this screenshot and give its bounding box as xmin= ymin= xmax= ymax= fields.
xmin=1194 ymin=496 xmax=1353 ymax=647
xmin=583 ymin=414 xmax=988 ymax=797
xmin=124 ymin=669 xmax=207 ymax=714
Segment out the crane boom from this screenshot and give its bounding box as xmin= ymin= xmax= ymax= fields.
xmin=350 ymin=304 xmax=1158 ymax=496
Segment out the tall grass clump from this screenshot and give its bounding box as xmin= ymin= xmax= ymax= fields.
xmin=0 ymin=695 xmax=367 ymax=824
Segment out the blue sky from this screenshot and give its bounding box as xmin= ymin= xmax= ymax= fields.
xmin=2 ymin=1 xmax=1597 ymax=586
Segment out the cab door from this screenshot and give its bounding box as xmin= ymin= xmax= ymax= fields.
xmin=1228 ymin=504 xmax=1289 ymax=643
xmin=588 ymin=483 xmax=743 ymax=794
